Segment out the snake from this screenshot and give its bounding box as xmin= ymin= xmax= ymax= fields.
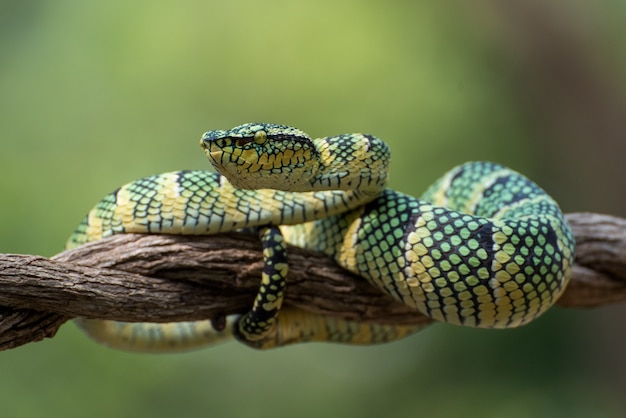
xmin=67 ymin=123 xmax=575 ymax=352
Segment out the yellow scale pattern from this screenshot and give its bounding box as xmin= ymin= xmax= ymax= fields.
xmin=69 ymin=123 xmax=574 ymax=352
xmin=290 ymin=162 xmax=574 ymax=333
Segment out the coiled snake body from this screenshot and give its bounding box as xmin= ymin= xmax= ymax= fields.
xmin=68 ymin=123 xmax=574 ymax=351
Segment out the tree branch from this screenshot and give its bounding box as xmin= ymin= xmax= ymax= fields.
xmin=1 ymin=212 xmax=624 ymax=351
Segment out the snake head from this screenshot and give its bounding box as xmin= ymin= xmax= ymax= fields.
xmin=200 ymin=123 xmax=320 ymax=191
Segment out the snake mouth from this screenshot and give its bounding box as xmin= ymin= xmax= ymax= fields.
xmin=199 ymin=135 xmax=210 ymax=149
xmin=199 ymin=138 xmax=227 ymax=164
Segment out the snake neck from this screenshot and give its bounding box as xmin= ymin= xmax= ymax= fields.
xmin=310 ymin=134 xmax=390 ymax=195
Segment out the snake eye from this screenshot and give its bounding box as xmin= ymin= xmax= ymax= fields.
xmin=254 ymin=130 xmax=267 ymax=145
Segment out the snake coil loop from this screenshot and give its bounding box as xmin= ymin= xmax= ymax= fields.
xmin=69 ymin=123 xmax=574 ymax=351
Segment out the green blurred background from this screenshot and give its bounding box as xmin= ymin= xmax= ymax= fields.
xmin=2 ymin=1 xmax=626 ymax=417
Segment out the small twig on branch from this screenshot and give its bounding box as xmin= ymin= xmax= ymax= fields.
xmin=0 ymin=212 xmax=625 ymax=351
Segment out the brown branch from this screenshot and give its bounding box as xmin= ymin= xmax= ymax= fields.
xmin=1 ymin=212 xmax=625 ymax=351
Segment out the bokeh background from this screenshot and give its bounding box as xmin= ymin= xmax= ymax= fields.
xmin=2 ymin=1 xmax=626 ymax=417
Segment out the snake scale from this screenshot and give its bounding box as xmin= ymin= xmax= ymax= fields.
xmin=67 ymin=123 xmax=575 ymax=352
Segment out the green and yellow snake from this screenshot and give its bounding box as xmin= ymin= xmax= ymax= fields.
xmin=67 ymin=123 xmax=575 ymax=352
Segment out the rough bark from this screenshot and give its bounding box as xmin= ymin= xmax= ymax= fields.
xmin=0 ymin=212 xmax=624 ymax=351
